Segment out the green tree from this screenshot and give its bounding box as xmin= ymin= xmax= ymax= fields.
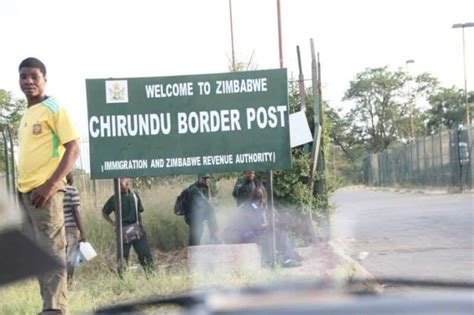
xmin=326 ymin=106 xmax=363 ymax=162
xmin=273 ymin=84 xmax=333 ymax=217
xmin=325 ymin=106 xmax=367 ymax=183
xmin=0 ymin=89 xmax=25 ymax=129
xmin=425 ymin=87 xmax=474 ymax=133
xmin=0 ymin=89 xmax=26 ymax=172
xmin=343 ymin=67 xmax=437 ymax=153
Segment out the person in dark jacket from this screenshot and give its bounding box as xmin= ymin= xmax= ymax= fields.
xmin=232 ymin=171 xmax=266 ymax=206
xmin=185 ymin=173 xmax=219 ymax=246
xmin=102 ymin=178 xmax=154 ymax=272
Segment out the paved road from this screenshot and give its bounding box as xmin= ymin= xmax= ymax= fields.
xmin=331 ymin=188 xmax=473 ymax=284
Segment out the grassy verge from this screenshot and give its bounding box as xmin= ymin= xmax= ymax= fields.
xmin=0 ymin=178 xmax=273 ymax=313
xmin=0 ymin=177 xmax=339 ymax=314
xmin=0 ymin=254 xmax=292 ymax=314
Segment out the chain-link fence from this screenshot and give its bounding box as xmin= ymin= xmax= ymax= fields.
xmin=363 ymin=127 xmax=474 ymax=189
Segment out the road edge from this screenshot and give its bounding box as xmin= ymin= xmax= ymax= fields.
xmin=328 ymin=240 xmax=384 ymax=293
xmin=337 ymin=185 xmax=474 ymax=195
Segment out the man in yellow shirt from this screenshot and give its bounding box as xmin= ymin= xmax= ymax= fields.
xmin=17 ymin=57 xmax=80 ymax=315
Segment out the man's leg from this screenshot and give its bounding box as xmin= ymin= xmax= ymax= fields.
xmin=131 ymin=232 xmax=154 ymax=272
xmin=186 ymin=215 xmax=204 ymax=246
xmin=22 ymin=189 xmax=68 ymax=315
xmin=65 ymin=228 xmax=80 ymax=286
xmin=18 ymin=190 xmax=35 ymax=240
xmin=206 ymin=208 xmax=219 ymax=243
xmin=256 ymin=231 xmax=273 ymax=266
xmin=275 ymin=229 xmax=302 ymax=267
xmin=123 ymin=241 xmax=132 ymax=266
xmin=275 ymin=229 xmax=297 ymax=260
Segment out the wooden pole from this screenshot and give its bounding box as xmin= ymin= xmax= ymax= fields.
xmin=296 ymin=45 xmax=306 ymax=112
xmin=308 ymin=38 xmax=321 ymax=192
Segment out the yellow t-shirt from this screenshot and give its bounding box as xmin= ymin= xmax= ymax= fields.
xmin=17 ymin=97 xmax=80 ymax=192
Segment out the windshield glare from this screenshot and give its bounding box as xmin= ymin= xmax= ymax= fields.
xmin=0 ymin=0 xmax=473 ymax=314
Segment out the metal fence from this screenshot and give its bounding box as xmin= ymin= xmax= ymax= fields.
xmin=363 ymin=127 xmax=474 ymax=189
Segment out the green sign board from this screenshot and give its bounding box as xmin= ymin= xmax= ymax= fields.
xmin=86 ymin=69 xmax=290 ymax=179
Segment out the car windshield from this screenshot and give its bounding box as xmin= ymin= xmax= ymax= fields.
xmin=0 ymin=1 xmax=473 ymax=314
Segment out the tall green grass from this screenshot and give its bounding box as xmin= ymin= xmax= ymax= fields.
xmin=0 ymin=177 xmax=337 ymax=314
xmin=0 ymin=249 xmax=282 ymax=314
xmin=0 ymin=178 xmax=279 ymax=314
xmin=82 ymin=178 xmax=237 ymax=257
xmin=0 ymin=267 xmax=279 ymax=314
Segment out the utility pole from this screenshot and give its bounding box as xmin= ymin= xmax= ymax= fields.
xmin=229 ymin=0 xmax=236 ymax=72
xmin=277 ymin=0 xmax=283 ymax=68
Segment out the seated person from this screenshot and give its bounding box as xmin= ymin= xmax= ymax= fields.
xmin=224 ymin=184 xmax=302 ymax=268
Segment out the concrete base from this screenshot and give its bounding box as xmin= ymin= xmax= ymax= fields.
xmin=187 ymin=243 xmax=261 ymax=275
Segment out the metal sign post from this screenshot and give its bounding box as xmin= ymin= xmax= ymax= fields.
xmin=264 ymin=0 xmax=284 ymax=266
xmin=265 ymin=170 xmax=276 ymax=265
xmin=92 ymin=179 xmax=98 ymax=207
xmin=113 ymin=178 xmax=124 ymax=277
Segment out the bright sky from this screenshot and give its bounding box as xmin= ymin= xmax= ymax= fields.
xmin=1 ymin=0 xmax=473 ymax=142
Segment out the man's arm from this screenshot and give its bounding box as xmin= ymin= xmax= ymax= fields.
xmin=102 ymin=212 xmax=115 ymax=227
xmin=102 ymin=197 xmax=115 ymax=227
xmin=135 ymin=193 xmax=144 ymax=225
xmin=31 ymin=140 xmax=80 ymax=208
xmin=71 ymin=205 xmax=86 ymax=241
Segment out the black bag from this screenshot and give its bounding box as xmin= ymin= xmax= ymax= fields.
xmin=123 ymin=223 xmax=144 ymax=244
xmin=174 ymin=188 xmax=190 ymax=216
xmin=122 ymin=192 xmax=144 ymax=244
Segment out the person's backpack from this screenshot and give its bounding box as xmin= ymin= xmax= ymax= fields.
xmin=174 ymin=188 xmax=190 ymax=216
